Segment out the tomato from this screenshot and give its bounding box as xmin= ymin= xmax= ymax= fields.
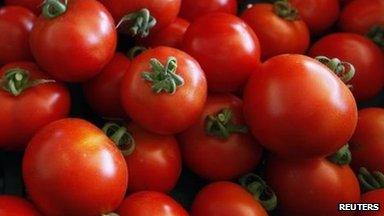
xmin=290 ymin=0 xmax=340 ymax=35
xmin=0 ymin=195 xmax=41 ymax=216
xmin=266 ymin=157 xmax=360 ymax=216
xmin=137 ymin=18 xmax=190 ymax=49
xmin=83 ymin=53 xmax=130 ymax=119
xmin=121 ymin=46 xmax=207 ymax=135
xmin=0 ymin=62 xmax=70 ymax=150
xmin=23 ymin=118 xmax=128 ymax=216
xmin=241 ymin=2 xmax=310 ymax=60
xmin=243 ymin=54 xmax=357 ymax=158
xmin=116 ymin=191 xmax=188 ymax=216
xmin=183 ymin=13 xmax=260 ymax=92
xmin=30 ymin=0 xmax=117 ymax=82
xmin=309 ymin=33 xmax=384 ymax=101
xmin=4 ymin=0 xmax=41 ymax=14
xmin=355 ymin=189 xmax=384 ymax=216
xmin=179 ymin=0 xmax=237 ymax=22
xmin=99 ymin=0 xmax=181 ymax=37
xmin=178 ymin=94 xmax=263 ymax=181
xmin=191 ymin=181 xmax=268 ymax=216
xmin=0 ymin=6 xmax=35 ymax=65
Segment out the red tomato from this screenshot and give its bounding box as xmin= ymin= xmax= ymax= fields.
xmin=0 ymin=195 xmax=41 ymax=216
xmin=191 ymin=181 xmax=268 ymax=216
xmin=83 ymin=53 xmax=130 ymax=119
xmin=350 ymin=108 xmax=384 ymax=173
xmin=179 ymin=94 xmax=263 ymax=181
xmin=243 ymin=54 xmax=357 ymax=158
xmin=4 ymin=0 xmax=41 ymax=14
xmin=266 ymin=157 xmax=360 ymax=216
xmin=30 ymin=0 xmax=117 ymax=82
xmin=137 ymin=18 xmax=190 ymax=49
xmin=23 ymin=118 xmax=128 ymax=216
xmin=309 ymin=33 xmax=384 ymax=101
xmin=0 ymin=62 xmax=70 ymax=150
xmin=183 ymin=13 xmax=261 ymax=92
xmin=179 ymin=0 xmax=237 ymax=22
xmin=116 ymin=191 xmax=188 ymax=216
xmin=121 ymin=46 xmax=207 ymax=135
xmin=355 ymin=189 xmax=384 ymax=216
xmin=241 ymin=3 xmax=310 ymax=60
xmin=290 ymin=0 xmax=340 ymax=35
xmin=0 ymin=6 xmax=35 ymax=65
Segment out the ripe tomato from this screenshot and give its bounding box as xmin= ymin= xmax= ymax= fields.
xmin=309 ymin=33 xmax=384 ymax=101
xmin=0 ymin=62 xmax=70 ymax=150
xmin=137 ymin=18 xmax=190 ymax=49
xmin=0 ymin=195 xmax=41 ymax=216
xmin=266 ymin=157 xmax=360 ymax=216
xmin=243 ymin=54 xmax=357 ymax=158
xmin=4 ymin=0 xmax=41 ymax=14
xmin=30 ymin=0 xmax=117 ymax=82
xmin=99 ymin=0 xmax=181 ymax=37
xmin=290 ymin=0 xmax=340 ymax=35
xmin=121 ymin=46 xmax=207 ymax=135
xmin=0 ymin=6 xmax=35 ymax=65
xmin=116 ymin=191 xmax=188 ymax=216
xmin=178 ymin=94 xmax=263 ymax=181
xmin=183 ymin=13 xmax=261 ymax=92
xmin=241 ymin=2 xmax=310 ymax=60
xmin=179 ymin=0 xmax=237 ymax=22
xmin=191 ymin=181 xmax=268 ymax=216
xmin=355 ymin=189 xmax=384 ymax=216
xmin=23 ymin=118 xmax=128 ymax=216
xmin=83 ymin=53 xmax=130 ymax=119
xmin=350 ymin=108 xmax=384 ymax=173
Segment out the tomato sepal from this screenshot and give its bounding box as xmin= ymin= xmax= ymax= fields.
xmin=358 ymin=167 xmax=384 ymax=192
xmin=327 ymin=144 xmax=352 ymax=165
xmin=42 ymin=0 xmax=67 ymax=19
xmin=273 ymin=0 xmax=299 ymax=21
xmin=103 ymin=122 xmax=136 ymax=156
xmin=117 ymin=8 xmax=156 ymax=38
xmin=367 ymin=25 xmax=384 ymax=50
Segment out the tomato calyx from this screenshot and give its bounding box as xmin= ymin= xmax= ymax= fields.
xmin=102 ymin=122 xmax=135 ymax=156
xmin=127 ymin=46 xmax=148 ymax=60
xmin=273 ymin=0 xmax=299 ymax=21
xmin=141 ymin=56 xmax=184 ymax=94
xmin=358 ymin=167 xmax=384 ymax=192
xmin=327 ymin=144 xmax=352 ymax=165
xmin=205 ymin=108 xmax=248 ymax=139
xmin=0 ymin=68 xmax=55 ymax=96
xmin=117 ymin=8 xmax=157 ymax=38
xmin=315 ymin=56 xmax=355 ymax=87
xmin=367 ymin=25 xmax=384 ymax=50
xmin=42 ymin=0 xmax=67 ymax=19
xmin=239 ymin=173 xmax=277 ymax=211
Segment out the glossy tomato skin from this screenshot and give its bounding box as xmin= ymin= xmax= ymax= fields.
xmin=179 ymin=0 xmax=237 ymax=22
xmin=355 ymin=189 xmax=384 ymax=216
xmin=23 ymin=118 xmax=128 ymax=216
xmin=0 ymin=195 xmax=41 ymax=216
xmin=83 ymin=53 xmax=130 ymax=119
xmin=339 ymin=0 xmax=384 ymax=35
xmin=183 ymin=12 xmax=261 ymax=92
xmin=0 ymin=6 xmax=35 ymax=65
xmin=117 ymin=191 xmax=188 ymax=216
xmin=191 ymin=181 xmax=268 ymax=216
xmin=0 ymin=62 xmax=70 ymax=150
xmin=125 ymin=122 xmax=181 ymax=192
xmin=179 ymin=94 xmax=263 ymax=181
xmin=5 ymin=0 xmax=41 ymax=14
xmin=121 ymin=46 xmax=207 ymax=135
xmin=266 ymin=157 xmax=360 ymax=216
xmin=241 ymin=3 xmax=310 ymax=60
xmin=290 ymin=0 xmax=340 ymax=35
xmin=309 ymin=33 xmax=384 ymax=101
xmin=30 ymin=0 xmax=117 ymax=82
xmin=350 ymin=108 xmax=384 ymax=172
xmin=100 ymin=0 xmax=181 ymax=33
xmin=243 ymin=54 xmax=357 ymax=158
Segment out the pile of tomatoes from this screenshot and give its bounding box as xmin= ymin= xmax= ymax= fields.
xmin=0 ymin=0 xmax=383 ymax=215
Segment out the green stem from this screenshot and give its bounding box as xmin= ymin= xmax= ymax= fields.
xmin=358 ymin=167 xmax=384 ymax=192
xmin=205 ymin=108 xmax=248 ymax=139
xmin=127 ymin=46 xmax=148 ymax=60
xmin=327 ymin=144 xmax=352 ymax=165
xmin=102 ymin=123 xmax=135 ymax=156
xmin=273 ymin=0 xmax=299 ymax=21
xmin=42 ymin=0 xmax=67 ymax=19
xmin=117 ymin=8 xmax=157 ymax=38
xmin=315 ymin=56 xmax=355 ymax=87
xmin=367 ymin=25 xmax=384 ymax=50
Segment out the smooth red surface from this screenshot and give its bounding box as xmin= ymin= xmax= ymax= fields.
xmin=30 ymin=0 xmax=117 ymax=82
xmin=0 ymin=62 xmax=70 ymax=150
xmin=243 ymin=54 xmax=357 ymax=158
xmin=309 ymin=33 xmax=384 ymax=101
xmin=5 ymin=0 xmax=42 ymax=14
xmin=355 ymin=189 xmax=384 ymax=216
xmin=23 ymin=118 xmax=128 ymax=216
xmin=0 ymin=6 xmax=35 ymax=65
xmin=0 ymin=195 xmax=41 ymax=216
xmin=121 ymin=46 xmax=207 ymax=135
xmin=179 ymin=94 xmax=263 ymax=181
xmin=180 ymin=0 xmax=237 ymax=22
